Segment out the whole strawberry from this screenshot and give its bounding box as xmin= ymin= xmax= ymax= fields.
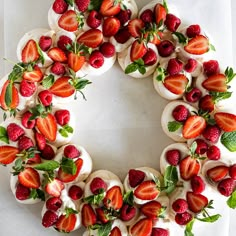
xmin=75 ymin=0 xmax=90 ymax=12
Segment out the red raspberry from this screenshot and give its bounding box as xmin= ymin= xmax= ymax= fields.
xmin=202 ymin=125 xmax=221 ymax=143
xmin=64 ymin=145 xmax=80 ymax=159
xmin=140 ymin=9 xmax=154 ymax=23
xmin=151 ymin=228 xmax=169 ymax=236
xmin=100 ymin=42 xmax=116 ymax=58
xmin=57 ymin=35 xmax=72 ymax=51
xmin=27 ymin=153 xmax=42 ymax=164
xmin=15 ymin=183 xmax=30 ymax=200
xmin=120 ymin=204 xmax=136 ymax=221
xmin=165 ymin=149 xmax=181 ymax=166
xmin=20 ymin=79 xmax=36 ymax=97
xmin=35 ymin=132 xmax=46 ymax=151
xmin=186 ymin=24 xmax=201 ymax=38
xmin=46 ymin=197 xmax=62 ymax=211
xmin=191 ymin=175 xmax=205 ymax=194
xmin=7 ymin=123 xmax=25 ymax=142
xmin=195 ymin=139 xmax=208 ymax=155
xmin=164 ymin=14 xmax=181 ymax=32
xmin=184 ymin=58 xmax=198 ymax=73
xmin=42 ymin=210 xmax=58 ymax=228
xmin=172 ymin=199 xmax=188 ymax=213
xmin=199 ymin=95 xmax=215 ymax=112
xmin=75 ymin=0 xmax=90 ymax=12
xmin=90 ymin=177 xmax=107 ymax=195
xmin=203 ymin=60 xmax=220 ymax=77
xmin=128 ymin=169 xmax=145 ymax=188
xmin=51 ymin=62 xmax=66 ymax=75
xmin=217 ymin=178 xmax=235 ymax=197
xmin=89 ymin=50 xmax=104 ymax=68
xmin=114 ymin=26 xmax=131 ymax=44
xmin=229 ymin=164 xmax=236 ymax=180
xmin=41 ymin=144 xmax=55 ymax=160
xmin=175 ymin=212 xmax=193 ymax=225
xmin=172 ymin=105 xmax=189 ymax=122
xmin=38 ymin=90 xmax=53 ymax=106
xmin=87 ymin=10 xmax=102 ymax=29
xmin=39 ymin=36 xmax=52 ymax=52
xmin=142 ymin=48 xmax=157 ymax=66
xmin=68 ymin=185 xmax=83 ymax=200
xmin=18 ymin=136 xmax=34 ymax=151
xmin=157 ymin=40 xmax=175 ymax=57
xmin=21 ymin=111 xmax=35 ymax=129
xmin=52 ymin=0 xmax=68 ymax=14
xmin=116 ymin=9 xmax=131 ymax=25
xmin=185 ymin=88 xmax=202 ymax=103
xmin=55 ymin=109 xmax=70 ymax=126
xmin=166 ymin=58 xmax=183 ymax=75
xmin=207 ymin=145 xmax=221 ymax=160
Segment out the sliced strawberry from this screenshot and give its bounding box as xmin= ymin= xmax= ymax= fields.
xmin=202 ymin=74 xmax=227 ymax=92
xmin=184 ymin=35 xmax=209 ymax=55
xmin=154 ymin=3 xmax=167 ymax=25
xmin=36 ymin=113 xmax=57 ymax=142
xmin=81 ymin=203 xmax=97 ymax=227
xmin=163 ymin=74 xmax=189 ymax=95
xmin=130 ymin=40 xmax=147 ymax=62
xmin=186 ymin=191 xmax=208 ymax=213
xmin=144 ymin=31 xmax=163 ymax=45
xmin=134 ymin=180 xmax=159 ymax=200
xmin=45 ymin=178 xmax=65 ymax=197
xmin=58 ymin=10 xmax=78 ymax=32
xmin=179 ymin=156 xmax=200 ymax=181
xmin=35 ymin=132 xmax=46 ymax=151
xmin=68 ymin=52 xmax=85 ymax=72
xmin=47 ymin=47 xmax=67 ymax=62
xmin=22 ymin=65 xmax=43 ymax=82
xmin=214 ymin=112 xmax=236 ymax=132
xmin=95 ymin=208 xmax=109 ymax=224
xmin=128 ymin=19 xmax=144 ymax=38
xmin=103 ymin=17 xmax=120 ymax=37
xmin=130 ymin=218 xmax=153 ymax=236
xmin=0 ymin=146 xmax=19 ymax=165
xmin=199 ymin=95 xmax=215 ymax=112
xmin=103 ymin=186 xmax=123 ymax=210
xmin=140 ymin=200 xmax=162 ymax=220
xmin=207 ymin=165 xmax=229 ymax=182
xmin=110 ymin=227 xmax=122 ymax=236
xmin=182 ymin=115 xmax=206 ymax=139
xmin=100 ymin=0 xmax=121 ymax=17
xmin=18 ymin=167 xmax=40 ymax=189
xmin=56 ymin=213 xmax=76 ymax=233
xmin=49 ymin=76 xmax=75 ymax=97
xmin=21 ymin=39 xmax=40 ymax=63
xmin=77 ymin=29 xmax=103 ymax=48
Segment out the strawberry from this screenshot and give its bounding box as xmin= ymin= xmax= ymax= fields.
xmin=18 ymin=167 xmax=40 ymax=189
xmin=77 ymin=29 xmax=103 ymax=48
xmin=186 ymin=191 xmax=208 ymax=213
xmin=21 ymin=39 xmax=40 ymax=63
xmin=20 ymin=79 xmax=36 ymax=97
xmin=27 ymin=153 xmax=42 ymax=165
xmin=64 ymin=145 xmax=80 ymax=159
xmin=51 ymin=62 xmax=66 ymax=75
xmin=202 ymin=74 xmax=227 ymax=92
xmin=140 ymin=9 xmax=154 ymax=23
xmin=214 ymin=112 xmax=236 ymax=132
xmin=18 ymin=136 xmax=34 ymax=151
xmin=58 ymin=10 xmax=78 ymax=32
xmin=163 ymin=74 xmax=188 ymax=95
xmin=22 ymin=65 xmax=43 ymax=82
xmin=42 ymin=210 xmax=58 ymax=228
xmin=81 ymin=203 xmax=97 ymax=227
xmin=35 ymin=132 xmax=46 ymax=151
xmin=49 ymin=76 xmax=75 ymax=97
xmin=103 ymin=17 xmax=120 ymax=37
xmin=191 ymin=175 xmax=205 ymax=194
xmin=103 ymin=186 xmax=123 ymax=210
xmin=47 ymin=47 xmax=67 ymax=62
xmin=128 ymin=169 xmax=145 ymax=188
xmin=90 ymin=177 xmax=107 ymax=194
xmin=114 ymin=26 xmax=131 ymax=44
xmin=184 ymin=35 xmax=209 ymax=55
xmin=142 ymin=48 xmax=157 ymax=66
xmin=134 ymin=180 xmax=160 ymax=200
xmin=15 ymin=183 xmax=30 ymax=200
xmin=21 ymin=111 xmax=36 ymax=129
xmin=164 ymin=13 xmax=181 ymax=32
xmin=45 ymin=178 xmax=65 ymax=197
xmin=166 ymin=58 xmax=183 ymax=75
xmin=130 ymin=218 xmax=153 ymax=236
xmin=229 ymin=164 xmax=236 ymax=180
xmin=7 ymin=123 xmax=25 ymax=141
xmin=41 ymin=144 xmax=56 ymax=160
xmin=140 ymin=200 xmax=162 ymax=219
xmin=116 ymin=9 xmax=131 ymax=25
xmin=179 ymin=156 xmax=200 ymax=181
xmin=120 ymin=204 xmax=136 ymax=221
xmin=128 ymin=19 xmax=144 ymax=38
xmin=130 ymin=40 xmax=147 ymax=62
xmin=203 ymin=60 xmax=220 ymax=76
xmin=56 ymin=213 xmax=76 ymax=232
xmin=199 ymin=95 xmax=215 ymax=112
xmin=75 ymin=0 xmax=90 ymax=12
xmin=154 ymin=3 xmax=167 ymax=25
xmin=68 ymin=52 xmax=85 ymax=72
xmin=100 ymin=42 xmax=115 ymax=58
xmin=207 ymin=145 xmax=221 ymax=160
xmin=55 ymin=109 xmax=70 ymax=126
xmin=152 ymin=228 xmax=169 ymax=236
xmin=207 ymin=165 xmax=229 ymax=182
xmin=0 ymin=146 xmax=19 ymax=165
xmin=182 ymin=115 xmax=206 ymax=139
xmin=36 ymin=113 xmax=57 ymax=142
xmin=110 ymin=227 xmax=122 ymax=236
xmin=96 ymin=208 xmax=109 ymax=224
xmin=184 ymin=58 xmax=198 ymax=73
xmin=46 ymin=197 xmax=62 ymax=211
xmin=68 ymin=185 xmax=83 ymax=200
xmin=100 ymin=0 xmax=121 ymax=17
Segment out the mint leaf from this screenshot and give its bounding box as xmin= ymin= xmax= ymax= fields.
xmin=98 ymin=222 xmax=112 ymax=236
xmin=61 ymin=157 xmax=77 ymax=175
xmin=36 ymin=42 xmax=45 ymax=65
xmin=164 ymin=166 xmax=178 ymax=194
xmin=185 ymin=219 xmax=195 ymax=236
xmin=196 ymin=214 xmax=221 ymax=223
xmin=138 ymin=66 xmax=146 ymax=75
xmin=227 ymin=190 xmax=236 ymax=209
xmin=0 ymin=126 xmax=9 ymax=144
xmin=88 ymin=0 xmax=103 ymax=11
xmin=168 ymin=121 xmax=182 ymax=132
xmin=221 ymin=131 xmax=236 ymax=152
xmin=30 ymin=189 xmax=45 ymax=200
xmin=64 ymin=124 xmax=73 ymax=133
xmin=173 ymin=32 xmax=188 ymax=44
xmin=125 ymin=63 xmax=139 ymax=74
xmin=123 ymin=191 xmax=134 ymax=206
xmin=189 ymin=141 xmax=197 ymax=156
xmin=209 ymin=43 xmax=216 ymax=51
xmin=83 ymin=189 xmax=105 ymax=205
xmin=34 ymin=160 xmax=60 ymax=171
xmin=156 ymin=67 xmax=167 ymax=82
xmin=210 ymin=91 xmax=232 ymax=103
xmin=59 ymin=128 xmax=69 ymax=138
xmin=65 ymin=0 xmax=74 ymax=6
xmin=225 ymin=67 xmax=236 ymax=83
xmin=125 ymin=59 xmax=147 ymax=75
xmin=42 ymin=74 xmax=55 ymax=89
xmin=65 ymin=207 xmax=78 ymax=217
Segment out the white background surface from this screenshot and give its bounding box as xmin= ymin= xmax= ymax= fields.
xmin=0 ymin=0 xmax=236 ymax=235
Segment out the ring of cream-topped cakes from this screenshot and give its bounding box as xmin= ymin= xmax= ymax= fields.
xmin=1 ymin=0 xmax=236 ymax=236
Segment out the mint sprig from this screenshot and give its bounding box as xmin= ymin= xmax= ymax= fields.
xmin=227 ymin=190 xmax=236 ymax=209
xmin=163 ymin=165 xmax=178 ymax=194
xmin=41 ymin=74 xmax=55 ymax=89
xmin=83 ymin=189 xmax=105 ymax=205
xmin=172 ymin=32 xmax=188 ymax=45
xmin=225 ymin=67 xmax=236 ymax=84
xmin=90 ymin=221 xmax=112 ymax=236
xmin=125 ymin=59 xmax=146 ymax=75
xmin=59 ymin=124 xmax=74 ymax=138
xmin=0 ymin=126 xmax=9 ymax=144
xmin=155 ymin=66 xmax=167 ymax=82
xmin=34 ymin=160 xmax=60 ymax=172
xmin=60 ymin=157 xmax=77 ymax=175
xmin=30 ymin=189 xmax=45 ymax=201
xmin=185 ymin=219 xmax=195 ymax=236
xmin=123 ymin=191 xmax=134 ymax=206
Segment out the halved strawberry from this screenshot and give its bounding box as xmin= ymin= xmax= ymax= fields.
xmin=68 ymin=52 xmax=85 ymax=72
xmin=103 ymin=17 xmax=120 ymax=37
xmin=95 ymin=208 xmax=109 ymax=224
xmin=56 ymin=213 xmax=76 ymax=233
xmin=22 ymin=65 xmax=43 ymax=82
xmin=186 ymin=191 xmax=208 ymax=213
xmin=45 ymin=178 xmax=65 ymax=197
xmin=77 ymin=29 xmax=103 ymax=48
xmin=199 ymin=95 xmax=215 ymax=112
xmin=103 ymin=186 xmax=123 ymax=210
xmin=144 ymin=32 xmax=163 ymax=45
xmin=207 ymin=165 xmax=229 ymax=182
xmin=35 ymin=132 xmax=46 ymax=151
xmin=214 ymin=112 xmax=236 ymax=132
xmin=179 ymin=156 xmax=200 ymax=181
xmin=27 ymin=153 xmax=42 ymax=165
xmin=110 ymin=227 xmax=122 ymax=236
xmin=18 ymin=167 xmax=40 ymax=189
xmin=163 ymin=74 xmax=189 ymax=95
xmin=154 ymin=3 xmax=167 ymax=25
xmin=36 ymin=113 xmax=57 ymax=142
xmin=0 ymin=146 xmax=19 ymax=165
xmin=100 ymin=0 xmax=121 ymax=17
xmin=184 ymin=35 xmax=209 ymax=55
xmin=134 ymin=180 xmax=159 ymax=200
xmin=202 ymin=74 xmax=227 ymax=92
xmin=130 ymin=40 xmax=147 ymax=62
xmin=81 ymin=203 xmax=97 ymax=227
xmin=130 ymin=218 xmax=153 ymax=236
xmin=21 ymin=39 xmax=40 ymax=63
xmin=58 ymin=10 xmax=78 ymax=32
xmin=49 ymin=76 xmax=75 ymax=97
xmin=128 ymin=19 xmax=144 ymax=38
xmin=47 ymin=47 xmax=67 ymax=62
xmin=182 ymin=115 xmax=206 ymax=139
xmin=140 ymin=200 xmax=162 ymax=220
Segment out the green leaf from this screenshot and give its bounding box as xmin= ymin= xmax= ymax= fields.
xmin=36 ymin=42 xmax=45 ymax=65
xmin=173 ymin=32 xmax=188 ymax=44
xmin=185 ymin=219 xmax=195 ymax=236
xmin=167 ymin=121 xmax=183 ymax=132
xmin=138 ymin=66 xmax=146 ymax=75
xmin=164 ymin=166 xmax=178 ymax=194
xmin=209 ymin=43 xmax=216 ymax=51
xmin=125 ymin=63 xmax=139 ymax=74
xmin=29 ymin=189 xmax=38 ymax=199
xmin=59 ymin=128 xmax=69 ymax=138
xmin=83 ymin=189 xmax=105 ymax=205
xmin=34 ymin=160 xmax=60 ymax=171
xmin=123 ymin=191 xmax=134 ymax=206
xmin=36 ymin=189 xmax=46 ymax=201
xmin=61 ymin=157 xmax=77 ymax=175
xmin=12 ymin=158 xmax=24 ymax=175
xmin=163 ymin=0 xmax=169 ymax=13
xmin=5 ymin=82 xmax=13 ymax=107
xmin=221 ymin=131 xmax=236 ymax=152
xmin=225 ymin=67 xmax=236 ymax=83
xmin=88 ymin=0 xmax=103 ymax=11
xmin=8 ymin=63 xmax=24 ymax=82
xmin=41 ymin=74 xmax=55 ymax=89
xmin=135 ymin=58 xmax=145 ymax=66
xmin=0 ymin=126 xmax=9 ymax=144
xmin=65 ymin=207 xmax=78 ymax=217
xmin=189 ymin=141 xmax=197 ymax=156
xmin=156 ymin=67 xmax=166 ymax=82
xmin=210 ymin=91 xmax=232 ymax=102
xmin=227 ymin=190 xmax=236 ymax=209
xmin=196 ymin=214 xmax=221 ymax=223
xmin=64 ymin=0 xmax=74 ymax=6
xmin=98 ymin=222 xmax=112 ymax=236
xmin=64 ymin=124 xmax=74 ymax=133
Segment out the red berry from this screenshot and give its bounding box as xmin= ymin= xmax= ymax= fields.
xmin=186 ymin=24 xmax=201 ymax=38
xmin=151 ymin=228 xmax=169 ymax=236
xmin=142 ymin=48 xmax=157 ymax=66
xmin=100 ymin=42 xmax=116 ymax=58
xmin=175 ymin=212 xmax=193 ymax=225
xmin=7 ymin=123 xmax=25 ymax=142
xmin=75 ymin=0 xmax=90 ymax=12
xmin=116 ymin=9 xmax=131 ymax=25
xmin=52 ymin=0 xmax=68 ymax=14
xmin=172 ymin=198 xmax=188 ymax=213
xmin=195 ymin=139 xmax=208 ymax=155
xmin=64 ymin=145 xmax=80 ymax=159
xmin=157 ymin=40 xmax=175 ymax=57
xmin=120 ymin=204 xmax=136 ymax=221
xmin=39 ymin=36 xmax=52 ymax=51
xmin=164 ymin=14 xmax=181 ymax=32
xmin=184 ymin=58 xmax=197 ymax=73
xmin=185 ymin=88 xmax=202 ymax=103
xmin=103 ymin=17 xmax=120 ymax=37
xmin=90 ymin=177 xmax=107 ymax=195
xmin=15 ymin=183 xmax=30 ymax=200
xmin=217 ymin=178 xmax=235 ymax=197
xmin=38 ymin=90 xmax=53 ymax=106
xmin=55 ymin=109 xmax=70 ymax=126
xmin=57 ymin=35 xmax=72 ymax=51
xmin=202 ymin=125 xmax=221 ymax=143
xmin=68 ymin=185 xmax=83 ymax=200
xmin=51 ymin=62 xmax=66 ymax=75
xmin=18 ymin=136 xmax=34 ymax=151
xmin=140 ymin=9 xmax=154 ymax=23
xmin=199 ymin=95 xmax=215 ymax=112
xmin=165 ymin=149 xmax=180 ymax=166
xmin=20 ymin=79 xmax=36 ymax=97
xmin=166 ymin=58 xmax=183 ymax=75
xmin=42 ymin=210 xmax=58 ymax=228
xmin=172 ymin=105 xmax=189 ymax=122
xmin=114 ymin=26 xmax=131 ymax=44
xmin=207 ymin=145 xmax=221 ymax=160
xmin=35 ymin=132 xmax=46 ymax=151
xmin=41 ymin=144 xmax=55 ymax=160
xmin=203 ymin=60 xmax=220 ymax=77
xmin=87 ymin=10 xmax=102 ymax=29
xmin=128 ymin=169 xmax=145 ymax=188
xmin=229 ymin=164 xmax=236 ymax=180
xmin=89 ymin=50 xmax=104 ymax=68
xmin=27 ymin=153 xmax=42 ymax=165
xmin=46 ymin=197 xmax=62 ymax=211
xmin=191 ymin=175 xmax=205 ymax=194
xmin=21 ymin=111 xmax=35 ymax=129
